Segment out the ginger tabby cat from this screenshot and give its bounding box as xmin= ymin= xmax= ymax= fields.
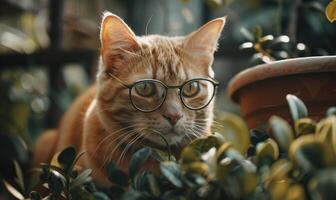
xmin=34 ymin=12 xmax=226 ymax=186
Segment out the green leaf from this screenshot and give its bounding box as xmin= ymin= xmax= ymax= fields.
xmin=48 ymin=171 xmax=65 ymax=197
xmin=213 ymin=112 xmax=250 ymax=154
xmin=270 ymin=116 xmax=294 ymax=152
xmin=180 ymin=146 xmax=201 ymax=164
xmin=294 ymin=118 xmax=316 ymax=136
xmin=30 ymin=191 xmax=41 ymax=200
xmin=286 ymin=94 xmax=308 ymax=122
xmin=327 ymin=107 xmax=336 ymax=116
xmin=309 ymin=169 xmax=336 ymax=200
xmin=151 ymin=148 xmax=175 ymax=162
xmin=93 ymin=192 xmax=111 ymax=200
xmin=256 ymin=139 xmax=279 ymax=166
xmin=188 ymin=136 xmax=222 ymax=154
xmin=146 ymin=172 xmax=160 ymax=197
xmin=42 ymin=195 xmax=51 ymax=200
xmin=13 ymin=160 xmax=25 ymax=193
xmin=122 ymin=189 xmax=143 ymax=200
xmin=70 ymin=169 xmax=92 ymax=189
xmin=107 ymin=162 xmax=128 ymax=186
xmin=133 ymin=171 xmax=148 ymax=191
xmin=70 ymin=187 xmax=95 ymax=200
xmin=129 ymin=148 xmax=152 ymax=179
xmin=57 ymin=146 xmax=77 ymax=172
xmin=160 ymin=161 xmax=183 ymax=188
xmin=289 ymin=135 xmax=325 ymax=172
xmin=3 ymin=180 xmax=24 ymax=200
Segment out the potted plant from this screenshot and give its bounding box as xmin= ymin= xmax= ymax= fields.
xmin=2 ymin=95 xmax=336 ymax=200
xmin=228 ymin=0 xmax=336 ymax=129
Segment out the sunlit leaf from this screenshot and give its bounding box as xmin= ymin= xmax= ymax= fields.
xmin=316 ymin=116 xmax=336 ymax=164
xmin=188 ymin=136 xmax=221 ymax=153
xmin=13 ymin=160 xmax=25 ymax=193
xmin=180 ymin=146 xmax=201 ymax=164
xmin=213 ymin=112 xmax=250 ymax=154
xmin=256 ymin=138 xmax=279 ymax=166
xmin=264 ymin=159 xmax=292 ymax=188
xmin=294 ymin=118 xmax=316 ymax=136
xmin=326 ymin=0 xmax=336 ymax=22
xmin=48 ymin=171 xmax=65 ymax=197
xmin=285 ymin=184 xmax=306 ymax=200
xmin=286 ymin=94 xmax=308 ymax=122
xmin=3 ymin=180 xmax=24 ymax=200
xmin=183 ymin=162 xmax=209 ymax=176
xmin=269 ymin=179 xmax=290 ymax=200
xmin=160 ymin=161 xmax=182 ymax=188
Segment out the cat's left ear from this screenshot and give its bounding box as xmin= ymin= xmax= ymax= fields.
xmin=183 ymin=17 xmax=226 ymax=55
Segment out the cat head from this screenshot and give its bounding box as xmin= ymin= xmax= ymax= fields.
xmin=96 ymin=12 xmax=225 ymax=149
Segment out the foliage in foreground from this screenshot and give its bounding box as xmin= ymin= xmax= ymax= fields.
xmin=2 ymin=94 xmax=336 ymax=200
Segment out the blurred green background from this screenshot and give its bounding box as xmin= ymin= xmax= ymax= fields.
xmin=0 ymin=0 xmax=335 ymax=143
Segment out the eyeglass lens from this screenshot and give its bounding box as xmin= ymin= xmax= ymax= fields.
xmin=130 ymin=79 xmax=215 ymax=112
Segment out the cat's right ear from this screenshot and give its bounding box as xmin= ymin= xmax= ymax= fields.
xmin=100 ymin=12 xmax=139 ymax=67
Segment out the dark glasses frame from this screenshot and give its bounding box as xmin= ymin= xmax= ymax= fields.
xmin=105 ymin=71 xmax=219 ymax=113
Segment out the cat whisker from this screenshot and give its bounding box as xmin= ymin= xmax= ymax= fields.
xmin=117 ymin=129 xmax=145 ymax=165
xmin=93 ymin=124 xmax=138 ymax=157
xmin=106 ymin=129 xmax=139 ymax=165
xmin=99 ymin=129 xmax=139 ymax=172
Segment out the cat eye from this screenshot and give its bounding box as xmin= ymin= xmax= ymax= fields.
xmin=105 ymin=71 xmax=219 ymax=112
xmin=134 ymin=81 xmax=156 ymax=97
xmin=182 ymin=81 xmax=200 ymax=98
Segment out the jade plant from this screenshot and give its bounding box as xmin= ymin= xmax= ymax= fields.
xmin=237 ymin=0 xmax=336 ymax=65
xmin=2 ymin=94 xmax=336 ymax=200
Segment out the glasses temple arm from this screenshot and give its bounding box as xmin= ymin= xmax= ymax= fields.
xmin=105 ymin=71 xmax=129 ymax=87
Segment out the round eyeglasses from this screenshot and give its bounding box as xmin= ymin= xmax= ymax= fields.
xmin=105 ymin=71 xmax=219 ymax=113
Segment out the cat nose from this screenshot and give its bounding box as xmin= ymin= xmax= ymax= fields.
xmin=162 ymin=112 xmax=183 ymax=126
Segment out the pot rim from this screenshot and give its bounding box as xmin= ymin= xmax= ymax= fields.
xmin=227 ymin=56 xmax=336 ymax=103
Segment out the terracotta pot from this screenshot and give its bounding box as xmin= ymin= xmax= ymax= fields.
xmin=228 ymin=56 xmax=336 ymax=129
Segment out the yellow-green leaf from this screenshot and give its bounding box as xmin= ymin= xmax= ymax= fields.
xmin=212 ymin=112 xmax=250 ymax=154
xmin=285 ymin=184 xmax=306 ymax=200
xmin=256 ymin=138 xmax=279 ymax=165
xmin=295 ymin=118 xmax=316 ymax=136
xmin=265 ymin=159 xmax=293 ymax=188
xmin=326 ymin=0 xmax=336 ymax=22
xmin=183 ymin=162 xmax=209 ymax=175
xmin=180 ymin=147 xmax=200 ymax=164
xmin=289 ymin=135 xmax=327 ymax=171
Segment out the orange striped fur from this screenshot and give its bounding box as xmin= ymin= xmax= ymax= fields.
xmin=34 ymin=12 xmax=226 ymax=186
